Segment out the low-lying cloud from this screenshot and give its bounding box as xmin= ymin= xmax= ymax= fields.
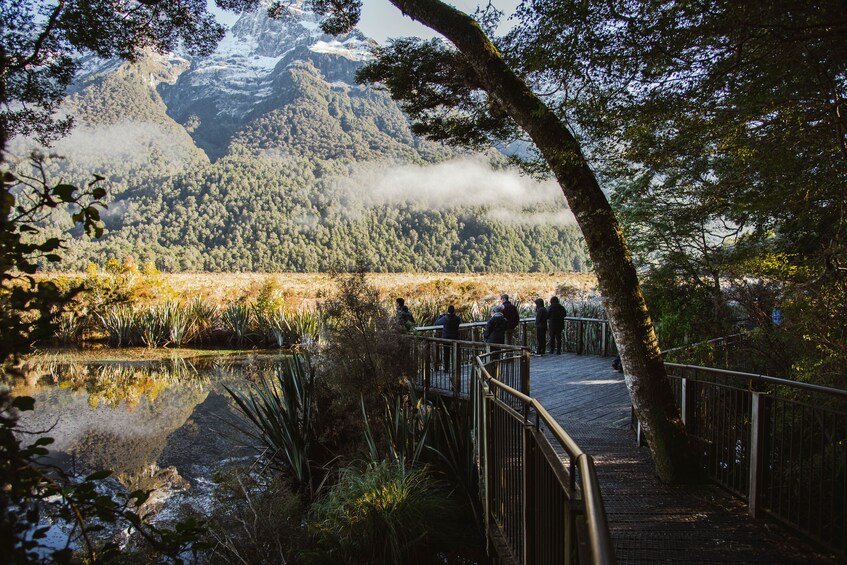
xmin=334 ymin=157 xmax=576 ymax=226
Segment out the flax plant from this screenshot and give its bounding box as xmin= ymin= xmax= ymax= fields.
xmin=225 ymin=355 xmax=316 ymax=497
xmin=306 ymin=460 xmax=455 ymax=565
xmin=139 ymin=305 xmax=168 ymax=348
xmin=254 ymin=304 xmax=290 ymax=348
xmin=288 ymin=308 xmax=320 ymax=345
xmin=188 ymin=296 xmax=218 ymax=343
xmin=362 ymin=383 xmax=431 ymax=469
xmin=221 ymin=302 xmax=252 ymax=345
xmin=54 ymin=311 xmax=84 ymax=344
xmin=164 ymin=300 xmax=196 ymax=347
xmin=97 ymin=304 xmax=136 ymax=346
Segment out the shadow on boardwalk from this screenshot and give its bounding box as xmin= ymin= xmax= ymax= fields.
xmin=530 ymin=354 xmax=836 ymax=564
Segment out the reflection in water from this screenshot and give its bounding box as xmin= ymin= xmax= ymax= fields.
xmin=14 ymin=353 xmax=286 ymax=512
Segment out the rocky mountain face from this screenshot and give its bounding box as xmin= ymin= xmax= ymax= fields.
xmin=63 ymin=4 xmax=421 ymax=164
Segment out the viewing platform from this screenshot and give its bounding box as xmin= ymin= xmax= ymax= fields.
xmin=529 ymin=353 xmax=835 ymax=564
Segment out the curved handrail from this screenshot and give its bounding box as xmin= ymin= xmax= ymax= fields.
xmin=665 ymin=362 xmax=847 ymax=398
xmin=474 ymin=349 xmax=616 ymax=564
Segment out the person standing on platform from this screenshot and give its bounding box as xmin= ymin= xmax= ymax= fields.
xmin=435 ymin=305 xmax=462 ymax=371
xmin=534 ymin=298 xmax=548 ymax=355
xmin=500 ymin=294 xmax=519 ymax=344
xmin=547 ymin=296 xmax=566 ymax=355
xmin=484 ymin=304 xmax=507 ymax=345
xmin=395 ymin=298 xmax=415 ymax=332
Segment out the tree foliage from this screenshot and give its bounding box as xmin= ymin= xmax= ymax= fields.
xmin=507 ymin=0 xmax=847 ymax=321
xmin=0 ymin=157 xmax=106 ymax=364
xmin=1 ymin=0 xmax=224 ymax=146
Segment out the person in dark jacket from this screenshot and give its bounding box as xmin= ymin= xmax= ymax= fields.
xmin=500 ymin=294 xmax=520 ymax=344
xmin=436 ymin=305 xmax=462 ymax=339
xmin=547 ymin=296 xmax=566 ymax=354
xmin=395 ymin=298 xmax=415 ymax=332
xmin=534 ymin=298 xmax=548 ymax=355
xmin=435 ymin=305 xmax=462 ymax=371
xmin=484 ymin=304 xmax=507 ymax=345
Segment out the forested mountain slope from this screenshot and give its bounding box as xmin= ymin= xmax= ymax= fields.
xmin=8 ymin=5 xmax=589 ymax=272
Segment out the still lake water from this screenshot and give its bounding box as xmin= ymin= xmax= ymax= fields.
xmin=15 ymin=350 xmax=287 ymax=520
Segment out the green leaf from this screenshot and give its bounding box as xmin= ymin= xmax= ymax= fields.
xmin=41 ymin=238 xmax=61 ymax=251
xmin=53 ymin=183 xmax=77 ymax=202
xmin=92 ymin=187 xmax=107 ymax=199
xmin=129 ymin=489 xmax=150 ymax=505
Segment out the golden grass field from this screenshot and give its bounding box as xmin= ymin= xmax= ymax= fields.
xmin=162 ymin=271 xmax=599 ymax=307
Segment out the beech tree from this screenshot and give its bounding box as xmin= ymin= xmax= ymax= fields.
xmin=334 ymin=0 xmax=701 ymax=482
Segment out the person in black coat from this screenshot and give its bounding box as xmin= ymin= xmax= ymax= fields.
xmin=484 ymin=304 xmax=507 ymax=345
xmin=435 ymin=305 xmax=462 ymax=371
xmin=547 ymin=296 xmax=566 ymax=354
xmin=534 ymin=298 xmax=548 ymax=355
xmin=500 ymin=294 xmax=520 ymax=344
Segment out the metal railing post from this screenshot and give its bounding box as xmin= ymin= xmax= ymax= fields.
xmin=749 ymin=391 xmax=766 ymax=518
xmin=577 ymin=320 xmax=584 ymax=355
xmin=681 ymin=376 xmax=693 ymax=426
xmin=522 ymin=422 xmax=535 ymax=565
xmin=601 ymin=321 xmax=607 ymax=357
xmin=481 ymin=373 xmax=493 ymax=555
xmin=521 ymin=350 xmax=531 ymax=397
xmin=452 ymin=341 xmax=460 ymax=398
xmin=423 ymin=340 xmax=431 ymax=395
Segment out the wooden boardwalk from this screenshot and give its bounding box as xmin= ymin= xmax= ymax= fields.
xmin=530 ymin=353 xmax=835 ymax=564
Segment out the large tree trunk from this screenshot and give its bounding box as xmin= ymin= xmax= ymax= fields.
xmin=391 ymin=0 xmax=701 ymax=482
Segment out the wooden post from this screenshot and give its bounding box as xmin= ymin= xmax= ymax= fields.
xmin=749 ymin=391 xmax=766 ymax=518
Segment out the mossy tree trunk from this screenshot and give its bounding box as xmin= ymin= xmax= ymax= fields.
xmin=388 ymin=0 xmax=701 ymax=482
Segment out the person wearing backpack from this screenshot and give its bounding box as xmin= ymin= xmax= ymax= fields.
xmin=500 ymin=294 xmax=519 ymax=344
xmin=547 ymin=296 xmax=566 ymax=354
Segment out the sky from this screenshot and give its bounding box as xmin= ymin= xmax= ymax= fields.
xmin=357 ymin=0 xmax=520 ymax=44
xmin=210 ymin=0 xmax=521 ymax=44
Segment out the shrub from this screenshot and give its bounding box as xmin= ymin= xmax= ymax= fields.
xmin=305 ymin=461 xmax=457 ymax=565
xmin=201 ymin=470 xmax=306 ymax=565
xmin=318 ymin=269 xmax=413 ymax=422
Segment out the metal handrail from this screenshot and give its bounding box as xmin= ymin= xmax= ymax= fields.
xmin=665 ymin=362 xmax=847 ymax=398
xmin=474 ymin=350 xmax=616 ymax=564
xmin=663 ymin=360 xmax=847 ymax=557
xmin=416 ymin=315 xmax=609 ymax=333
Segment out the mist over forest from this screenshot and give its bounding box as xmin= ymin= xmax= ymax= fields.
xmin=7 ymin=7 xmax=589 ymax=272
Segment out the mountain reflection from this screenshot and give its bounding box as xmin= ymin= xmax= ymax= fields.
xmin=14 ymin=353 xmax=281 ymax=493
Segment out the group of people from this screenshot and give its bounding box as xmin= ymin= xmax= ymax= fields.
xmin=484 ymin=294 xmax=566 ymax=355
xmin=397 ymin=293 xmax=568 ymax=356
xmin=531 ymin=296 xmax=566 ymax=355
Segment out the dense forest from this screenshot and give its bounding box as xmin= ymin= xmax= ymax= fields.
xmin=5 ymin=27 xmax=590 ymax=273
xmin=40 ymin=153 xmax=589 ymax=272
